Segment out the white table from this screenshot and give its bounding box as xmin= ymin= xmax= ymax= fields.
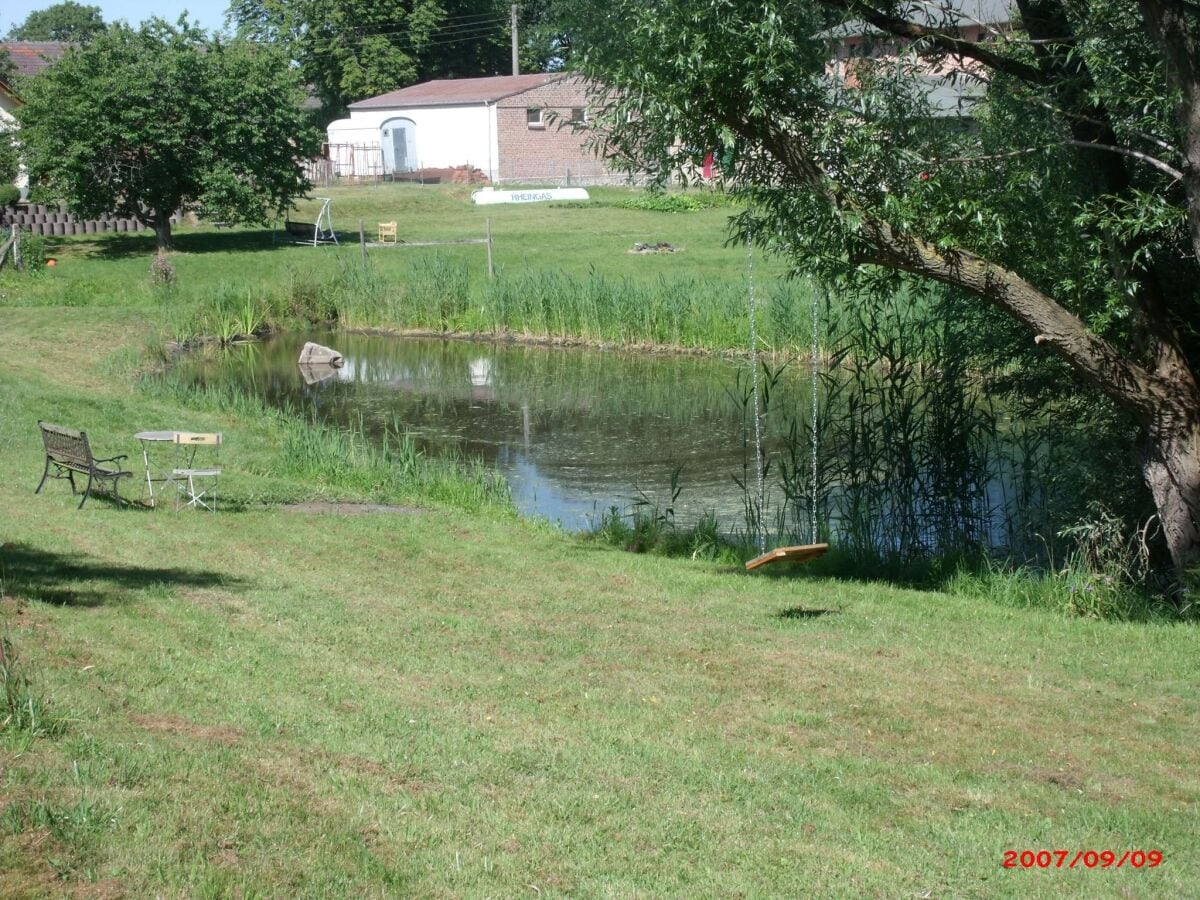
xmin=134 ymin=430 xmax=179 ymax=507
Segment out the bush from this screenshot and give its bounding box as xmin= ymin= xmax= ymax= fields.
xmin=17 ymin=231 xmax=48 ymax=272
xmin=617 ymin=191 xmax=733 ymax=213
xmin=0 ymin=184 xmax=19 ymax=207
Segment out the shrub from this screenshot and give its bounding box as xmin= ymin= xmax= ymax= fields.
xmin=0 ymin=184 xmax=19 ymax=207
xmin=17 ymin=231 xmax=48 ymax=272
xmin=149 ymin=251 xmax=176 ymax=287
xmin=617 ymin=191 xmax=732 ymax=213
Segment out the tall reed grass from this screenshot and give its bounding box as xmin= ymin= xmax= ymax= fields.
xmin=143 ymin=374 xmax=513 ymax=513
xmin=159 ymin=255 xmax=820 ymax=354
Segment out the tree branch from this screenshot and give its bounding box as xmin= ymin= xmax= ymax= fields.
xmin=752 ymin=119 xmax=1189 ymax=424
xmin=930 ymin=140 xmax=1184 ymax=181
xmin=825 ymin=0 xmax=1049 ymax=85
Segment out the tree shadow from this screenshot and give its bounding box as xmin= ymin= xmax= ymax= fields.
xmin=0 ymin=542 xmax=250 ymax=608
xmin=83 ymin=228 xmax=290 ymax=260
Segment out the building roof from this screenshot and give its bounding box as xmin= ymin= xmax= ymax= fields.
xmin=349 ymin=73 xmax=566 ymax=110
xmin=818 ymin=0 xmax=1013 ymax=39
xmin=0 ymin=41 xmax=71 ymax=79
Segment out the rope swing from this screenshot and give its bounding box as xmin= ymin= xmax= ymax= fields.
xmin=744 ymin=220 xmax=829 ymax=572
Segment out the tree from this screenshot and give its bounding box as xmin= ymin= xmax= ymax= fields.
xmin=7 ymin=1 xmax=106 ymax=42
xmin=563 ymin=0 xmax=1200 ymax=574
xmin=15 ymin=19 xmax=320 ymax=250
xmin=230 ymin=0 xmax=561 ymax=116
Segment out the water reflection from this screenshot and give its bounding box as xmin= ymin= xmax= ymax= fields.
xmin=177 ymin=331 xmax=799 ymax=529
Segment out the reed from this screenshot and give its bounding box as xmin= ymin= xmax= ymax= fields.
xmin=167 ymin=257 xmax=823 ymax=355
xmin=142 ymin=373 xmax=514 ymax=514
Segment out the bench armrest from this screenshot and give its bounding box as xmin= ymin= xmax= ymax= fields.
xmin=94 ymin=454 xmax=128 ymax=464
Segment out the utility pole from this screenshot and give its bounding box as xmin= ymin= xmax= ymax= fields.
xmin=511 ymin=3 xmax=519 ymax=76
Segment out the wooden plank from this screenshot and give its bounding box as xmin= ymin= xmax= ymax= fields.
xmin=363 ymin=239 xmax=488 ymax=248
xmin=744 ymin=543 xmax=830 ymax=571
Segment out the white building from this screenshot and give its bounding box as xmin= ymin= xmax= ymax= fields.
xmin=325 ymin=72 xmax=607 ymax=184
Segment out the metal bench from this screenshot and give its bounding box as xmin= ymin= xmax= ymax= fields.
xmin=35 ymin=421 xmax=132 ymax=509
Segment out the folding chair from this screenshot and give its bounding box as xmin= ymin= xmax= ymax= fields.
xmin=172 ymin=432 xmax=222 ymax=511
xmin=377 ymin=221 xmax=397 ymax=244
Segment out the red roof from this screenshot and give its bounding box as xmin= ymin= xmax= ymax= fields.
xmin=349 ymin=73 xmax=565 ymax=110
xmin=0 ymin=41 xmax=71 ymax=79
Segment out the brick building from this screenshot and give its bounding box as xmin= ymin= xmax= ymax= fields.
xmin=326 ymin=73 xmax=617 ymax=185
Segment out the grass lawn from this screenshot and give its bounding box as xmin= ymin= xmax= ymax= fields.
xmin=4 ymin=183 xmax=768 ymax=305
xmin=1 ymin=300 xmax=1198 ymax=896
xmin=2 ymin=184 xmax=820 ymax=355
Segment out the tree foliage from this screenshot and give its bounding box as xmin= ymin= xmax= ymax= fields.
xmin=229 ymin=0 xmax=561 ymax=117
xmin=7 ymin=1 xmax=106 ymax=42
xmin=564 ymin=0 xmax=1200 ymax=573
xmin=15 ymin=19 xmax=320 ymax=249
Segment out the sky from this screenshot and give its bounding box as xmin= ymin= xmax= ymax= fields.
xmin=3 ymin=0 xmax=230 ymax=36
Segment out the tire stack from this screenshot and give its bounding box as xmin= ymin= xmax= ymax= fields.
xmin=0 ymin=203 xmax=180 ymax=235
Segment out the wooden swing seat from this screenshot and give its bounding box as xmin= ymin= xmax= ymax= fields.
xmin=745 ymin=542 xmax=829 ymax=571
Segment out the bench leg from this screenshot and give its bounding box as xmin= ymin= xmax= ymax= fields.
xmin=78 ymin=473 xmax=93 ymax=509
xmin=35 ymin=456 xmax=51 ymax=494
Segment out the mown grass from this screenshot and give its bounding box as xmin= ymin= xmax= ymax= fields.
xmin=0 ymin=183 xmax=817 ymax=354
xmin=0 ymin=305 xmax=1198 ymax=895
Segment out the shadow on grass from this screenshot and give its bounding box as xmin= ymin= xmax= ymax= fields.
xmin=774 ymin=606 xmax=837 ymax=620
xmin=0 ymin=542 xmax=249 ymax=608
xmin=78 ymin=228 xmax=294 ymax=260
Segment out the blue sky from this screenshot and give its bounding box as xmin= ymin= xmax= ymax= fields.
xmin=4 ymin=0 xmax=229 ymax=36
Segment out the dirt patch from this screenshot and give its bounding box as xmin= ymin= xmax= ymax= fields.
xmin=1025 ymin=766 xmax=1086 ymax=792
xmin=131 ymin=713 xmax=243 ymax=745
xmin=324 ymin=752 xmax=433 ymax=793
xmin=70 ymin=878 xmax=127 ymax=899
xmin=281 ymin=502 xmax=425 ymax=516
xmin=0 ymin=828 xmax=61 ymax=895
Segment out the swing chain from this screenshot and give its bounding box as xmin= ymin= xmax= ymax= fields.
xmin=811 ymin=284 xmax=821 ymax=546
xmin=747 ymin=221 xmax=766 ymax=555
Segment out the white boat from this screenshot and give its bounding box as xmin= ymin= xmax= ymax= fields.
xmin=471 ymin=187 xmax=590 ymax=205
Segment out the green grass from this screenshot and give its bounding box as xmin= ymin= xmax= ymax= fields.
xmin=0 ymin=183 xmax=818 ymax=355
xmin=0 ymin=304 xmax=1198 ymax=895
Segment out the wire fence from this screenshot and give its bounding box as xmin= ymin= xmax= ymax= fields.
xmin=305 ymin=145 xmax=648 ymax=188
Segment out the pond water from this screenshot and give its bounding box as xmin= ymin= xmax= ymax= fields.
xmin=175 ymin=331 xmax=804 ymax=530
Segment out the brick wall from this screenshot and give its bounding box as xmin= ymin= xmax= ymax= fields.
xmin=495 ymin=76 xmax=616 ymax=184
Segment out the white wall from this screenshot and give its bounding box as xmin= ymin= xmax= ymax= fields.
xmin=0 ymin=90 xmax=28 ymax=194
xmin=328 ymin=104 xmax=500 ymax=181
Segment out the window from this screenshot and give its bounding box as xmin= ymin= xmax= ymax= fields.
xmin=569 ymin=107 xmax=587 ymax=124
xmin=526 ymin=107 xmax=544 ymax=128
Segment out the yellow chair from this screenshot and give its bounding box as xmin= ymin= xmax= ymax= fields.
xmin=378 ymin=221 xmax=397 ymax=244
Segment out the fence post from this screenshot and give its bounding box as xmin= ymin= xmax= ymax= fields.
xmin=486 ymin=217 xmax=494 ymax=279
xmin=358 ymin=219 xmax=367 ymax=272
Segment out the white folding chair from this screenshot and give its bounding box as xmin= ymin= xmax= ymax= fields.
xmin=172 ymin=432 xmax=222 ymax=511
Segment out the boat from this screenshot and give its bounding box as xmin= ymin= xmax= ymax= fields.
xmin=471 ymin=187 xmax=590 ymax=205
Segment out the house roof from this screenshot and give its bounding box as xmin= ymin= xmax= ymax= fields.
xmin=349 ymin=73 xmax=566 ymax=110
xmin=818 ymin=0 xmax=1013 ymax=39
xmin=0 ymin=41 xmax=71 ymax=79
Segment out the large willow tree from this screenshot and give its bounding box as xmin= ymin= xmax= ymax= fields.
xmin=565 ymin=0 xmax=1200 ymax=573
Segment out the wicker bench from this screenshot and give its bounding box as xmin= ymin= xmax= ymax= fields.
xmin=35 ymin=421 xmax=132 ymax=509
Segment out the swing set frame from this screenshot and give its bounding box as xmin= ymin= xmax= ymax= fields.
xmin=280 ymin=197 xmax=339 ymax=247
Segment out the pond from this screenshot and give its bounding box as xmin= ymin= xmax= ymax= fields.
xmin=174 ymin=331 xmax=802 ymax=530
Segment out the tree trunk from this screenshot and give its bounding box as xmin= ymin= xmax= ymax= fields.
xmin=153 ymin=211 xmax=173 ymax=252
xmin=1143 ymin=419 xmax=1200 ymax=573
